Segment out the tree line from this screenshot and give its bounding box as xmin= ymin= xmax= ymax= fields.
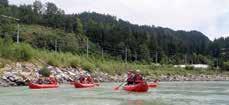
xmin=0 ymin=0 xmax=229 ymax=69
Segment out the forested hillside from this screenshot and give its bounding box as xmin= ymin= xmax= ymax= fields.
xmin=0 ymin=0 xmax=229 ymax=69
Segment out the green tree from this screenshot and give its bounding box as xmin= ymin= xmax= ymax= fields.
xmin=223 ymin=61 xmax=229 ymax=71
xmin=33 ymin=0 xmax=43 ymax=15
xmin=139 ymin=44 xmax=150 ymax=61
xmin=0 ymin=17 xmax=16 ymax=39
xmin=46 ymin=2 xmax=58 ymax=15
xmin=75 ymin=17 xmax=84 ymax=35
xmin=18 ymin=5 xmax=36 ymax=24
xmin=45 ymin=2 xmax=64 ymax=27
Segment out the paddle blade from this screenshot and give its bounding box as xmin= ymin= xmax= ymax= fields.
xmin=148 ymin=82 xmax=158 ymax=88
xmin=113 ymin=86 xmax=119 ymax=90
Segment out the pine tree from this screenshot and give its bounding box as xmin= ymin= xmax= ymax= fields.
xmin=75 ymin=17 xmax=84 ymax=35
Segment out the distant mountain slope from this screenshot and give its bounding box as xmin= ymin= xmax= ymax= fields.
xmin=79 ymin=12 xmax=210 ymax=59
xmin=0 ymin=0 xmax=219 ymax=64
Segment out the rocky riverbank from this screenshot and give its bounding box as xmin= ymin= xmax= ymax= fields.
xmin=0 ymin=62 xmax=229 ymax=87
xmin=0 ymin=62 xmax=117 ymax=87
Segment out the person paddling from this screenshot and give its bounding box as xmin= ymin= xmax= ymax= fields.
xmin=133 ymin=69 xmax=144 ymax=84
xmin=49 ymin=76 xmax=57 ymax=84
xmin=153 ymin=79 xmax=160 ymax=83
xmin=113 ymin=70 xmax=134 ymax=90
xmin=114 ymin=69 xmax=146 ymax=90
xmin=85 ymin=74 xmax=94 ymax=84
xmin=126 ymin=70 xmax=135 ymax=85
xmin=78 ymin=73 xmax=86 ymax=84
xmin=37 ymin=78 xmax=43 ymax=84
xmin=36 ymin=77 xmax=52 ymax=84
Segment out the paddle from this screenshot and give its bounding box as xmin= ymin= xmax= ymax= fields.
xmin=113 ymin=81 xmax=126 ymax=90
xmin=148 ymin=79 xmax=159 ymax=88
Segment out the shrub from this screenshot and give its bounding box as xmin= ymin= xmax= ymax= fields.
xmin=0 ymin=62 xmax=4 ymax=68
xmin=185 ymin=65 xmax=194 ymax=70
xmin=223 ymin=61 xmax=229 ymax=71
xmin=47 ymin=57 xmax=60 ymax=67
xmin=13 ymin=43 xmax=33 ymax=61
xmin=0 ymin=39 xmax=33 ymax=61
xmin=46 ymin=53 xmax=62 ymax=67
xmin=69 ymin=58 xmax=81 ymax=68
xmin=81 ymin=61 xmax=95 ymax=72
xmin=39 ymin=66 xmax=51 ymax=77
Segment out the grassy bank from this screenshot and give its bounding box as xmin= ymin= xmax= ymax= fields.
xmin=0 ymin=37 xmax=228 ymax=76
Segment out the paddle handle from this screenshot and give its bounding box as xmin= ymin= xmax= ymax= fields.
xmin=118 ymin=82 xmax=126 ymax=87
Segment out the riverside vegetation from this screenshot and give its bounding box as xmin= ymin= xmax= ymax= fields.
xmin=0 ymin=38 xmax=229 ymax=84
xmin=1 ymin=37 xmax=225 ymax=76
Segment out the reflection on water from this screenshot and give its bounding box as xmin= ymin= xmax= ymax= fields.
xmin=127 ymin=100 xmax=144 ymax=105
xmin=0 ymin=81 xmax=229 ymax=105
xmin=120 ymin=99 xmax=166 ymax=105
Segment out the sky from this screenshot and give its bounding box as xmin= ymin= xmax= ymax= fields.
xmin=8 ymin=0 xmax=229 ymax=40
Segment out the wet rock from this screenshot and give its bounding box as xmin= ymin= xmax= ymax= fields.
xmin=0 ymin=79 xmax=9 ymax=87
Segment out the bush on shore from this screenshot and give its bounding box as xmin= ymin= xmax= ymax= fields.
xmin=0 ymin=39 xmax=33 ymax=61
xmin=185 ymin=65 xmax=194 ymax=70
xmin=39 ymin=66 xmax=51 ymax=77
xmin=223 ymin=61 xmax=229 ymax=71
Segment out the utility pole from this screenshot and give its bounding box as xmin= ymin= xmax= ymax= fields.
xmin=54 ymin=39 xmax=57 ymax=52
xmin=216 ymin=58 xmax=219 ymax=69
xmin=155 ymin=51 xmax=158 ymax=64
xmin=101 ymin=48 xmax=104 ymax=58
xmin=86 ymin=38 xmax=89 ymax=57
xmin=184 ymin=54 xmax=187 ymax=64
xmin=17 ymin=24 xmax=20 ymax=44
xmin=134 ymin=51 xmax=137 ymax=61
xmin=44 ymin=40 xmax=47 ymax=50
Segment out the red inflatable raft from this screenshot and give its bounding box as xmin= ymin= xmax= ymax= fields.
xmin=28 ymin=82 xmax=58 ymax=89
xmin=148 ymin=82 xmax=158 ymax=88
xmin=74 ymin=82 xmax=99 ymax=88
xmin=123 ymin=82 xmax=149 ymax=92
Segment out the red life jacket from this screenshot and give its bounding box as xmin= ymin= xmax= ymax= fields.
xmin=86 ymin=76 xmax=94 ymax=84
xmin=79 ymin=76 xmax=85 ymax=83
xmin=49 ymin=77 xmax=57 ymax=84
xmin=134 ymin=74 xmax=144 ymax=83
xmin=127 ymin=74 xmax=134 ymax=82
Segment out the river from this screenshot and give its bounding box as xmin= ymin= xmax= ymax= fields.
xmin=0 ymin=81 xmax=229 ymax=105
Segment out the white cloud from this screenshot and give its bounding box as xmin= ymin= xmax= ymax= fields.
xmin=8 ymin=0 xmax=229 ymax=40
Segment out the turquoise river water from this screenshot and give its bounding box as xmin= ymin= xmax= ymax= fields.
xmin=0 ymin=81 xmax=229 ymax=105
